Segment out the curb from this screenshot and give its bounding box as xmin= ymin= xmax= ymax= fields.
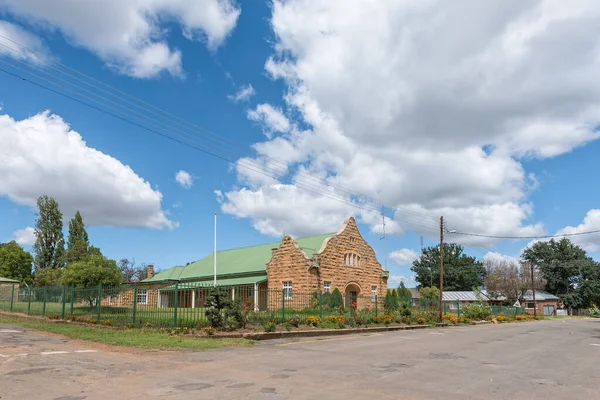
xmin=241 ymin=324 xmax=430 ymax=340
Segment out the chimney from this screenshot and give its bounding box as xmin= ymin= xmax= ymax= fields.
xmin=147 ymin=264 xmax=154 ymax=279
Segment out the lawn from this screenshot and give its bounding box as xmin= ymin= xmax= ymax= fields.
xmin=0 ymin=314 xmax=254 ymax=350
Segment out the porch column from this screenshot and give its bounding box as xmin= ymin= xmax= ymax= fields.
xmin=157 ymin=290 xmax=161 ymax=308
xmin=254 ymin=283 xmax=259 ymax=311
xmin=232 ymin=288 xmax=235 ymax=301
xmin=191 ymin=290 xmax=196 ymax=309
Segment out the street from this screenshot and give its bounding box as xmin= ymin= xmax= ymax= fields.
xmin=1 ymin=318 xmax=599 ymax=399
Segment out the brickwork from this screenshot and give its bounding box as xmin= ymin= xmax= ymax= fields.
xmin=266 ymin=217 xmax=388 ymax=305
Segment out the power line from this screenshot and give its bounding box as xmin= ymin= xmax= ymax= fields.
xmin=448 ymin=229 xmax=600 ymax=240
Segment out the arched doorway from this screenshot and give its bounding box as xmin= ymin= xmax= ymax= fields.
xmin=344 ymin=283 xmax=361 ymax=307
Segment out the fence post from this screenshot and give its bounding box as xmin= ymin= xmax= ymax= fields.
xmin=375 ymin=295 xmax=378 ymax=316
xmin=173 ymin=282 xmax=179 ymax=327
xmin=132 ymin=283 xmax=138 ymax=324
xmin=457 ymin=301 xmax=461 ymax=318
xmin=61 ymin=285 xmax=67 ymax=319
xmin=70 ymin=285 xmax=74 ymax=316
xmin=10 ymin=284 xmax=15 ymax=312
xmin=27 ymin=286 xmax=32 ymax=314
xmin=281 ymin=289 xmax=285 ymax=323
xmin=97 ymin=283 xmax=102 ymax=322
xmin=319 ymin=291 xmax=323 ymax=319
xmin=42 ymin=286 xmax=47 ymax=316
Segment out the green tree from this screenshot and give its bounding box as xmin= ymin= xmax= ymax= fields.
xmin=419 ymin=286 xmax=440 ymax=301
xmin=62 ymin=254 xmax=122 ymax=288
xmin=32 ymin=195 xmax=65 ymax=271
xmin=34 ymin=267 xmax=63 ymax=286
xmin=66 ymin=210 xmax=89 ymax=263
xmin=411 ymin=243 xmax=485 ymax=290
xmin=522 ymin=238 xmax=600 ymax=308
xmin=397 ymin=281 xmax=412 ymax=301
xmin=329 ymin=288 xmax=344 ymax=309
xmin=0 ymin=241 xmax=33 ymax=282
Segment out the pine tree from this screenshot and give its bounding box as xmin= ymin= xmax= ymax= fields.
xmin=66 ymin=210 xmax=89 ymax=263
xmin=32 ymin=195 xmax=65 ymax=272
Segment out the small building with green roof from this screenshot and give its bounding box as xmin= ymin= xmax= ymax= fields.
xmin=139 ymin=217 xmax=388 ymax=310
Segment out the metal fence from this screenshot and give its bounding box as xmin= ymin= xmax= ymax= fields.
xmin=0 ymin=284 xmax=526 ymax=327
xmin=0 ymin=283 xmax=386 ymax=327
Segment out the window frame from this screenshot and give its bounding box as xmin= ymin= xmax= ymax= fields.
xmin=525 ymin=302 xmax=535 ymax=309
xmin=282 ymin=281 xmax=293 ymax=300
xmin=371 ymin=285 xmax=377 ymax=300
xmin=344 ymin=253 xmax=361 ymax=267
xmin=324 ymin=281 xmax=331 ymax=293
xmin=137 ymin=288 xmax=148 ymax=305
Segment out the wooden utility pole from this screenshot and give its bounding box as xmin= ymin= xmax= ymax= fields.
xmin=530 ymin=262 xmax=537 ymax=318
xmin=439 ymin=216 xmax=444 ymax=321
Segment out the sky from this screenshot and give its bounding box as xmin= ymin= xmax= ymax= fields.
xmin=1 ymin=0 xmax=600 ymax=287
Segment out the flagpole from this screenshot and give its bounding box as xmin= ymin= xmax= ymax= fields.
xmin=214 ymin=212 xmax=217 ymax=287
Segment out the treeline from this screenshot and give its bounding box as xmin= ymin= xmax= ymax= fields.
xmin=0 ymin=195 xmax=149 ymax=287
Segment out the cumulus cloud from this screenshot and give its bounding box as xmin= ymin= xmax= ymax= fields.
xmin=0 ymin=20 xmax=51 ymax=63
xmin=247 ymin=104 xmax=291 ymax=138
xmin=0 ymin=111 xmax=174 ymax=229
xmin=218 ymin=1 xmax=600 ymax=243
xmin=554 ymin=210 xmax=600 ymax=253
xmin=175 ymin=170 xmax=193 ymax=189
xmin=228 ymin=84 xmax=255 ymax=103
xmin=388 ymin=275 xmax=417 ymax=287
xmin=481 ymin=251 xmax=520 ymax=266
xmin=0 ymin=0 xmax=240 ymax=78
xmin=390 ymin=249 xmax=419 ymax=266
xmin=13 ymin=227 xmax=36 ymax=246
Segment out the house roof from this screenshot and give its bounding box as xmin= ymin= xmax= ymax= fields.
xmin=408 ymin=288 xmax=420 ymax=299
xmin=0 ymin=277 xmax=19 ymax=283
xmin=162 ymin=275 xmax=268 ymax=290
xmin=442 ymin=291 xmax=488 ymax=302
xmin=522 ymin=290 xmax=559 ymax=301
xmin=143 ymin=233 xmax=333 ymax=283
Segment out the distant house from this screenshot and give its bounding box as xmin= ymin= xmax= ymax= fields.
xmin=0 ymin=277 xmax=19 ymax=303
xmin=519 ymin=290 xmax=559 ymax=315
xmin=0 ymin=277 xmax=19 ymax=286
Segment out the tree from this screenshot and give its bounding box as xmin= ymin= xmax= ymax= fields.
xmin=118 ymin=259 xmax=149 ymax=283
xmin=329 ymin=288 xmax=344 ymax=309
xmin=0 ymin=241 xmax=33 ymax=282
xmin=483 ymin=258 xmax=543 ymax=305
xmin=32 ymin=195 xmax=65 ymax=271
xmin=411 ymin=243 xmax=485 ymax=290
xmin=397 ymin=281 xmax=412 ymax=301
xmin=62 ymin=254 xmax=122 ymax=305
xmin=419 ymin=286 xmax=440 ymax=301
xmin=66 ymin=210 xmax=89 ymax=263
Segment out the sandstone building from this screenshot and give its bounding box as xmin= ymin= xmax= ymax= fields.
xmin=141 ymin=217 xmax=389 ymax=310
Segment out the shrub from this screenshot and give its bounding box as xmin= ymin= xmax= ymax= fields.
xmin=204 ymin=327 xmax=215 ymax=336
xmin=419 ymin=286 xmax=440 ymax=301
xmin=329 ymin=288 xmax=344 ymax=310
xmin=264 ymin=322 xmax=277 ymax=332
xmin=47 ymin=314 xmax=61 ymax=320
xmin=373 ymin=316 xmax=382 ymax=324
xmin=461 ymin=304 xmax=492 ymax=321
xmin=225 ymin=298 xmax=248 ymax=329
xmin=305 ymin=315 xmax=321 ymax=327
xmin=288 ymin=314 xmax=303 ymax=328
xmin=589 ymin=305 xmax=600 ymax=316
xmin=204 ymin=287 xmax=232 ymax=329
xmin=353 ymin=308 xmax=372 ymax=326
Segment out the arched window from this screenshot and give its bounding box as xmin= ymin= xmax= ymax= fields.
xmin=344 ymin=253 xmax=360 ymax=267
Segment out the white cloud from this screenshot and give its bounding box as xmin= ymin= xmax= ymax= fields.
xmin=0 ymin=111 xmax=174 ymax=229
xmin=0 ymin=20 xmax=51 ymax=63
xmin=13 ymin=226 xmax=35 ymax=245
xmin=247 ymin=104 xmax=291 ymax=138
xmin=388 ymin=275 xmax=417 ymax=287
xmin=554 ymin=209 xmax=600 ymax=253
xmin=228 ymin=84 xmax=255 ymax=103
xmin=481 ymin=251 xmax=520 ymax=265
xmin=175 ymin=170 xmax=193 ymax=189
xmin=390 ymin=249 xmax=419 ymax=266
xmin=219 ymin=1 xmax=600 ymax=242
xmin=0 ymin=0 xmax=240 ymax=78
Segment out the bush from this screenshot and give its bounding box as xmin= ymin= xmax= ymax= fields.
xmin=264 ymin=322 xmax=276 ymax=332
xmin=204 ymin=327 xmax=215 ymax=336
xmin=589 ymin=305 xmax=600 ymax=316
xmin=461 ymin=304 xmax=492 ymax=321
xmin=225 ymin=298 xmax=248 ymax=329
xmin=305 ymin=315 xmax=321 ymax=327
xmin=329 ymin=288 xmax=344 ymax=310
xmin=288 ymin=314 xmax=303 ymax=327
xmin=204 ymin=287 xmax=232 ymax=329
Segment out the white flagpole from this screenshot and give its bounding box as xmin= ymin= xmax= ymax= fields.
xmin=214 ymin=212 xmax=217 ymax=287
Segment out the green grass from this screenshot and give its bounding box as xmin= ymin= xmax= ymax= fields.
xmin=0 ymin=314 xmax=253 ymax=350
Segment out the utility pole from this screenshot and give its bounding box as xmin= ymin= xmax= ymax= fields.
xmin=380 ymin=206 xmax=387 ymax=270
xmin=439 ymin=216 xmax=444 ymax=321
xmin=530 ymin=262 xmax=537 ymax=318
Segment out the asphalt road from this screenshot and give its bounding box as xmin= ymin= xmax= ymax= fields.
xmin=1 ymin=318 xmax=599 ymax=399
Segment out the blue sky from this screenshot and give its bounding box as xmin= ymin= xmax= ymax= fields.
xmin=1 ymin=1 xmax=600 ymax=287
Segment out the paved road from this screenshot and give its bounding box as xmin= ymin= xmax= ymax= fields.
xmin=1 ymin=318 xmax=599 ymax=399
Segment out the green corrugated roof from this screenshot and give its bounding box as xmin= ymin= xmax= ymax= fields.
xmin=0 ymin=277 xmax=19 ymax=283
xmin=143 ymin=233 xmax=332 ymax=283
xmin=162 ymin=275 xmax=268 ymax=290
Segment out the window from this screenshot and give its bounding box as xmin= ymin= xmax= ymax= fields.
xmin=283 ymin=281 xmax=292 ymax=300
xmin=108 ymin=295 xmax=114 ymax=305
xmin=350 ymin=237 xmax=356 ymax=244
xmin=137 ymin=288 xmax=148 ymax=305
xmin=371 ymin=285 xmax=377 ymax=300
xmin=344 ymin=253 xmax=360 ymax=267
xmin=324 ymin=281 xmax=331 ymax=293
xmin=526 ymin=302 xmax=535 ymax=309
